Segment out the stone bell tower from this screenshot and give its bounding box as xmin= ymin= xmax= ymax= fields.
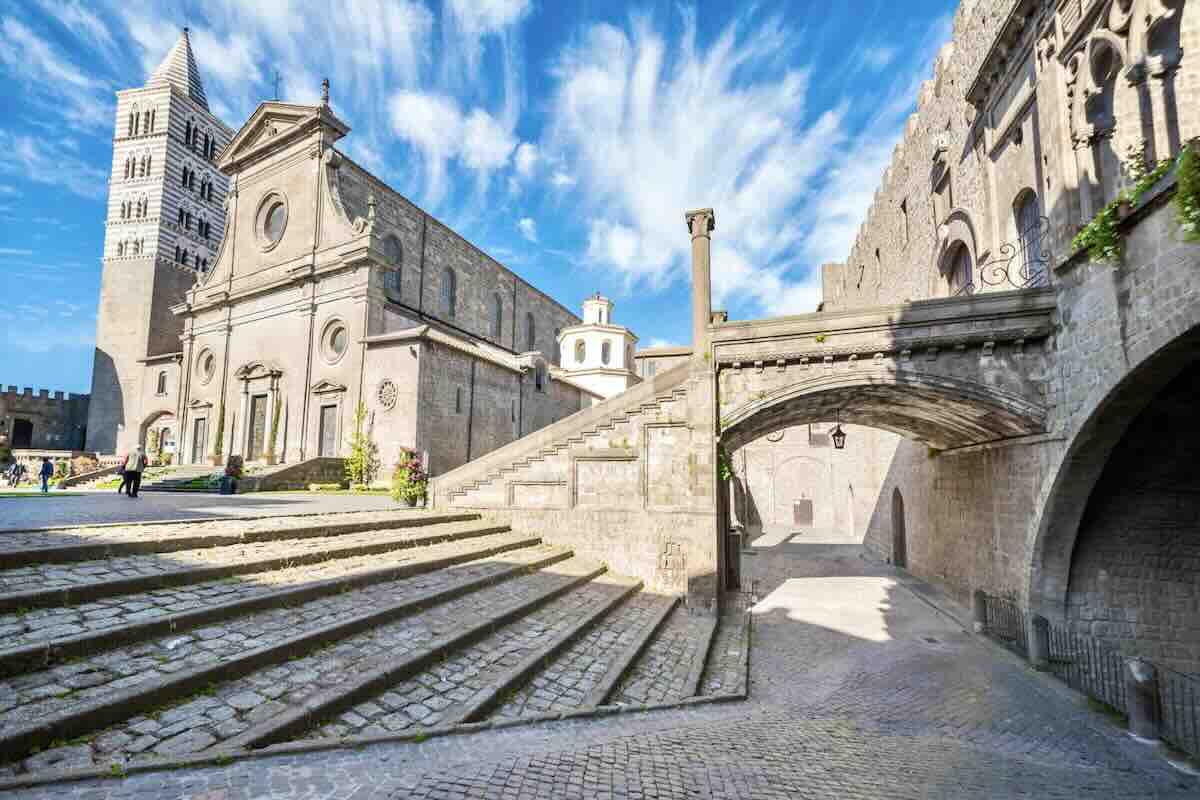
xmin=86 ymin=29 xmax=234 ymax=454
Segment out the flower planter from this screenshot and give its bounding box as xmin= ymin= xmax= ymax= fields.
xmin=403 ymin=496 xmax=418 ymax=508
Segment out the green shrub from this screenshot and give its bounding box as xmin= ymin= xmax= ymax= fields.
xmin=390 ymin=448 xmax=427 ymax=505
xmin=1174 ymin=141 xmax=1200 ymax=242
xmin=344 ymin=404 xmax=380 ymax=488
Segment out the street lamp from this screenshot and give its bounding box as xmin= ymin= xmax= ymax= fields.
xmin=831 ymin=409 xmax=847 ymax=450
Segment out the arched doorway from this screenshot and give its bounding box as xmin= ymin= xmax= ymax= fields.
xmin=11 ymin=418 xmax=33 ymax=449
xmin=891 ymin=488 xmax=907 ymax=568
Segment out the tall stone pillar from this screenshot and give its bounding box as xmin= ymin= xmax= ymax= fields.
xmin=685 ymin=208 xmax=716 ymax=360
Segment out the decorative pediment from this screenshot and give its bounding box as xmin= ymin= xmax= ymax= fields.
xmin=234 ymin=361 xmax=283 ymax=381
xmin=219 ymin=101 xmax=350 ymax=173
xmin=311 ymin=379 xmax=347 ymax=395
xmin=187 ymin=398 xmax=213 ymax=410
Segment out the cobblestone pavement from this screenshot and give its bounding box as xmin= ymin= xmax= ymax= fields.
xmin=612 ymin=602 xmax=714 ymax=706
xmin=0 ymin=530 xmax=530 ymax=652
xmin=0 ymin=519 xmax=497 ymax=596
xmin=699 ymin=595 xmax=749 ymax=696
xmin=10 ymin=554 xmax=598 ymax=772
xmin=7 ymin=536 xmax=1199 ymax=798
xmin=314 ymin=573 xmax=640 ymax=738
xmin=0 ymin=542 xmax=565 ymax=758
xmin=492 ymin=592 xmax=675 ymax=720
xmin=0 ymin=494 xmax=398 ymax=534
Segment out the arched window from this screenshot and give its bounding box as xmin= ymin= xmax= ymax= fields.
xmin=156 ymin=371 xmax=167 ymax=395
xmin=128 ymin=112 xmax=136 ymax=137
xmin=185 ymin=212 xmax=193 ymax=231
xmin=149 ymin=109 xmax=156 ymax=132
xmin=180 ymin=167 xmax=188 ymax=189
xmin=575 ymin=339 xmax=586 ymax=364
xmin=948 ymin=242 xmax=973 ymax=296
xmin=1014 ymin=190 xmax=1047 ymax=287
xmin=182 ymin=250 xmax=189 ymax=267
xmin=188 ymin=169 xmax=195 ymax=190
xmin=185 ymin=119 xmax=192 ymax=144
xmin=116 ymin=242 xmax=124 ymax=257
xmin=535 ymin=363 xmax=545 ymax=392
xmin=142 ymin=111 xmax=151 ymax=134
xmin=442 ymin=268 xmax=456 ymax=318
xmin=525 ymin=312 xmax=536 ymax=351
xmin=601 ymin=340 xmax=611 ymax=365
xmin=491 ymin=294 xmax=503 ymax=338
xmin=174 ymin=244 xmax=181 ymax=262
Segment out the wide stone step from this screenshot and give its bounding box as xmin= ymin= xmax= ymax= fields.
xmin=489 ymin=591 xmax=679 ymax=721
xmin=215 ymin=556 xmax=607 ymax=752
xmin=0 ymin=510 xmax=480 ymax=566
xmin=610 ymin=602 xmax=718 ymax=706
xmin=0 ymin=530 xmax=539 ymax=676
xmin=0 ymin=519 xmax=509 ymax=611
xmin=0 ymin=543 xmax=570 ymax=769
xmin=307 ymin=573 xmax=643 ymax=740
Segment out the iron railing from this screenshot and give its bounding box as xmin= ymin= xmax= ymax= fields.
xmin=950 ymin=215 xmax=1052 ymax=297
xmin=979 ymin=592 xmax=1200 ymax=759
xmin=982 ymin=594 xmax=1028 ymax=657
xmin=1045 ymin=622 xmax=1128 ymax=714
xmin=1160 ymin=664 xmax=1200 ymax=757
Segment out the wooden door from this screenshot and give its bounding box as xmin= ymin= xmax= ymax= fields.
xmin=248 ymin=395 xmax=268 ymax=461
xmin=318 ymin=404 xmax=338 ymax=457
xmin=191 ymin=418 xmax=207 ymax=464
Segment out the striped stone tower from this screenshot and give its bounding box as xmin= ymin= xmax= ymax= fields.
xmin=86 ymin=29 xmax=235 ymax=454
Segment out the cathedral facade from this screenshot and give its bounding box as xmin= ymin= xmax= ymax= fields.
xmin=87 ymin=31 xmax=596 ymax=479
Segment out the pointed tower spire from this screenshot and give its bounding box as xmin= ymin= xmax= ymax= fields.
xmin=147 ymin=27 xmax=209 ymax=110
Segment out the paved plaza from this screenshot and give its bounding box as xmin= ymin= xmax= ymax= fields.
xmin=0 ymin=518 xmax=1193 ymax=799
xmin=0 ymin=491 xmax=397 ymax=532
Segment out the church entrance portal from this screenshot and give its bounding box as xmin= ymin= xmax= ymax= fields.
xmin=248 ymin=394 xmax=268 ymax=461
xmin=191 ymin=418 xmax=208 ymax=465
xmin=11 ymin=418 xmax=32 ymax=449
xmin=318 ymin=404 xmax=338 ymax=458
xmin=792 ymin=498 xmax=813 ymax=528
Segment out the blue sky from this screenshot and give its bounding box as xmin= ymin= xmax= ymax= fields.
xmin=0 ymin=0 xmax=956 ymax=394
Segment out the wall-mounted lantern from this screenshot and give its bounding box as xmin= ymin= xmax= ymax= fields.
xmin=831 ymin=409 xmax=847 ymax=450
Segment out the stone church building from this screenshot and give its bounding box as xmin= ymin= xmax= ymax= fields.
xmin=86 ymin=31 xmax=603 ymax=478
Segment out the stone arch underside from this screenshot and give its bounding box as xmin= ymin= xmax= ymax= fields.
xmin=720 ymin=368 xmax=1047 ymax=453
xmin=1026 ymin=324 xmax=1200 ymax=622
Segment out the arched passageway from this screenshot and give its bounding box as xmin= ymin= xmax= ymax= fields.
xmin=1063 ymin=361 xmax=1200 ymax=676
xmin=11 ymin=419 xmax=32 ymax=449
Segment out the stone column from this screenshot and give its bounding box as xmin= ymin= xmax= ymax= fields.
xmin=685 ymin=208 xmax=716 ymax=361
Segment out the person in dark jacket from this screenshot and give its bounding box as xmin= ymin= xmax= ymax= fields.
xmin=117 ymin=453 xmax=130 ymax=494
xmin=39 ymin=457 xmax=53 ymax=493
xmin=125 ymin=447 xmax=147 ymax=498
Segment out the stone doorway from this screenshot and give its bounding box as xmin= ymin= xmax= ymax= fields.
xmin=792 ymin=498 xmax=813 ymax=527
xmin=247 ymin=394 xmax=268 ymax=461
xmin=892 ymin=488 xmax=907 ymax=568
xmin=11 ymin=418 xmax=32 ymax=449
xmin=191 ymin=417 xmax=208 ymax=464
xmin=318 ymin=404 xmax=338 ymax=457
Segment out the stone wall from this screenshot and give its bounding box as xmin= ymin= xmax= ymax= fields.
xmin=1064 ymin=362 xmax=1200 ymax=676
xmin=0 ymin=387 xmax=90 ymax=452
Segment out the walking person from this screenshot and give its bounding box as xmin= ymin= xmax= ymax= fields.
xmin=39 ymin=457 xmax=53 ymax=494
xmin=117 ymin=453 xmax=130 ymax=495
xmin=125 ymin=446 xmax=147 ymax=498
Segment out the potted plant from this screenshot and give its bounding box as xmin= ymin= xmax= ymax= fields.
xmin=220 ymin=455 xmax=243 ymax=495
xmin=390 ymin=448 xmax=427 ymax=507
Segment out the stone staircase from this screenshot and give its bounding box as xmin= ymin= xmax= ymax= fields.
xmin=137 ymin=465 xmax=223 ymax=493
xmin=0 ymin=509 xmax=748 ymax=782
xmin=434 ymin=361 xmax=694 ymax=507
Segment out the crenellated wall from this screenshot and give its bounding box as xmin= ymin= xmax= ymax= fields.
xmin=0 ymin=387 xmax=90 ymax=451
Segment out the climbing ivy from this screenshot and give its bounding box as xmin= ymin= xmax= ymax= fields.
xmin=1174 ymin=141 xmax=1200 ymax=242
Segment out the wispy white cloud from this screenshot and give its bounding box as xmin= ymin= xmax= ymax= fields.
xmin=545 ymin=10 xmax=842 ymax=316
xmin=514 ymin=142 xmax=538 ymax=178
xmin=517 ymin=217 xmax=537 ymax=242
xmin=0 ymin=17 xmax=112 ymax=128
xmin=389 ymin=91 xmax=520 ymax=204
xmin=0 ymin=131 xmax=108 ymax=198
xmin=860 ymin=45 xmax=897 ymax=70
xmin=0 ymin=247 xmax=33 ymax=256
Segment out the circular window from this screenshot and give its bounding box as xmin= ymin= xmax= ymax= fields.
xmin=377 ymin=379 xmax=398 ymax=411
xmin=321 ymin=319 xmax=349 ymax=364
xmin=256 ymin=192 xmax=288 ymax=250
xmin=197 ymin=349 xmax=216 ymax=384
